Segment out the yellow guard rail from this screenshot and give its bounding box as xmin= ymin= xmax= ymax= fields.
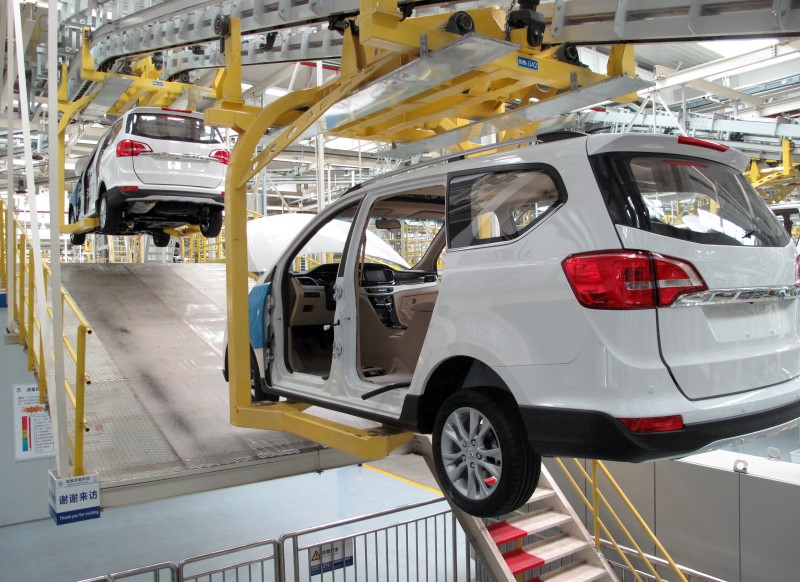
xmin=556 ymin=457 xmax=690 ymax=582
xmin=1 ymin=197 xmax=93 ymax=476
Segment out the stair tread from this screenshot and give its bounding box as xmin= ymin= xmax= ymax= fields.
xmin=488 ymin=509 xmax=571 ymax=545
xmin=501 ymin=534 xmax=591 ymax=576
xmin=502 ymin=548 xmax=544 ymax=575
xmin=521 ymin=533 xmax=590 ymax=562
xmin=527 ymin=485 xmax=555 ymax=504
xmin=539 ymin=561 xmax=610 ymax=582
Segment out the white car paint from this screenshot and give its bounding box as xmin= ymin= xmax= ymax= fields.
xmin=231 ymin=133 xmax=800 ymax=515
xmin=70 ymin=107 xmax=228 ymax=240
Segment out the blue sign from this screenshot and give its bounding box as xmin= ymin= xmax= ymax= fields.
xmin=518 ymin=56 xmax=539 ymax=71
xmin=152 ymin=80 xmax=164 ymax=86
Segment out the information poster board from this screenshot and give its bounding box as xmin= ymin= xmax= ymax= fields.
xmin=13 ymin=384 xmax=54 ymax=461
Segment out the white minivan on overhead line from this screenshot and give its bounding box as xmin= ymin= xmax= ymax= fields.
xmin=69 ymin=107 xmax=228 ymax=247
xmin=226 ymin=132 xmax=800 ymax=517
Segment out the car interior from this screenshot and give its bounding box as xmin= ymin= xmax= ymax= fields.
xmin=283 ymin=189 xmax=446 ymax=386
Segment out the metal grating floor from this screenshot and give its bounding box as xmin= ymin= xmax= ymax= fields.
xmin=61 ymin=263 xmax=324 ymax=485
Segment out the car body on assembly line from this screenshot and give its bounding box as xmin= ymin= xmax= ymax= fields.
xmin=225 ymin=133 xmax=800 ymax=517
xmin=69 ymin=107 xmax=228 ymax=247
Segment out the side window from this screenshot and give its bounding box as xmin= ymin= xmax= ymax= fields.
xmin=98 ymin=124 xmax=118 ymax=158
xmin=287 ymin=203 xmax=360 ymax=273
xmin=447 ymin=168 xmax=563 ymax=249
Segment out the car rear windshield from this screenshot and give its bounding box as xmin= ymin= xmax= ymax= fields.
xmin=129 ymin=113 xmax=224 ymax=144
xmin=592 ymin=153 xmax=789 ymax=247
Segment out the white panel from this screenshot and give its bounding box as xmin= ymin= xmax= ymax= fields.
xmin=655 ymin=461 xmax=741 ymax=582
xmin=740 ymin=473 xmax=800 ymax=581
xmin=600 ymin=461 xmax=657 ymax=557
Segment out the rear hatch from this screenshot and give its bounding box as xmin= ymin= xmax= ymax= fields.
xmin=590 ymin=135 xmax=799 ymax=400
xmin=129 ymin=111 xmax=226 ymax=189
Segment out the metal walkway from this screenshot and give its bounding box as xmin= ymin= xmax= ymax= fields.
xmin=60 ymin=263 xmax=340 ymax=486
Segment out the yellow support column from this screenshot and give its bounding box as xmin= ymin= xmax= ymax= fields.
xmin=782 ymin=138 xmax=793 ymax=177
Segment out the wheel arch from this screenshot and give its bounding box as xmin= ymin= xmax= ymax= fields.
xmin=416 ymin=356 xmax=514 ymax=434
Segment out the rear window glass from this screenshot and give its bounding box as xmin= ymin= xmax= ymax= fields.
xmin=594 ymin=154 xmax=789 ymax=247
xmin=130 ymin=113 xmax=223 ymax=144
xmin=447 ymin=168 xmax=563 ymax=249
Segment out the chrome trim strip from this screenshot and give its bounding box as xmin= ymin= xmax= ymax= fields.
xmin=142 ymin=152 xmax=211 ymax=162
xmin=672 ymin=286 xmax=800 ymax=307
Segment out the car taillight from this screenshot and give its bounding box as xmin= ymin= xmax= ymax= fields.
xmin=120 ymin=185 xmax=139 ymax=192
xmin=116 ymin=140 xmax=152 ymax=157
xmin=562 ymin=251 xmax=707 ymax=309
xmin=618 ymin=415 xmax=684 ymax=433
xmin=209 ymin=149 xmax=230 ymax=165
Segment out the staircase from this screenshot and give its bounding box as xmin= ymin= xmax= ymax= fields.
xmin=485 ymin=467 xmax=614 ymax=581
xmin=413 ymin=435 xmax=616 ymax=582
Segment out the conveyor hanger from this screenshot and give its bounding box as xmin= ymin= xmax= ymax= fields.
xmin=211 ymin=0 xmax=644 ymax=461
xmin=67 ymin=0 xmax=800 ymax=102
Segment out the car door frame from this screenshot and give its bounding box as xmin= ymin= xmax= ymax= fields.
xmin=267 ymin=196 xmax=365 ymax=402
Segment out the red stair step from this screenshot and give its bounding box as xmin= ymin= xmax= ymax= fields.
xmin=502 ymin=548 xmax=545 ymax=575
xmin=487 ymin=521 xmax=528 ymax=545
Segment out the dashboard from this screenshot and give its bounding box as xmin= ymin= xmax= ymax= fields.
xmin=289 ymin=262 xmax=439 ymax=328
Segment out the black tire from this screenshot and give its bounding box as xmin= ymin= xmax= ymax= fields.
xmin=151 ymin=231 xmax=171 ymax=247
xmin=69 ymin=207 xmax=86 ymax=246
xmin=199 ymin=208 xmax=223 ymax=238
xmin=432 ymin=388 xmax=541 ymax=517
xmin=98 ymin=193 xmax=119 ymax=234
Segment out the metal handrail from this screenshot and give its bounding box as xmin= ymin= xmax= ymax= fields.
xmin=601 ymin=540 xmax=728 ymax=582
xmin=555 ymin=457 xmax=689 ymax=582
xmin=1 ymin=197 xmax=93 ymax=476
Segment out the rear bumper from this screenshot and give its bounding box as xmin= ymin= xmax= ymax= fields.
xmin=105 ymin=186 xmax=224 ymax=209
xmin=520 ymin=398 xmax=800 ymax=462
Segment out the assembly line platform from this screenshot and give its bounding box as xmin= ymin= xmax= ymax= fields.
xmin=60 ymin=263 xmax=353 ymax=489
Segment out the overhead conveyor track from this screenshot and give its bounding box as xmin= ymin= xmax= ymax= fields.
xmin=66 ymin=0 xmax=800 ymax=102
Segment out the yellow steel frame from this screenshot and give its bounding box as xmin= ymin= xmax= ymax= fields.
xmin=57 ymin=34 xmax=216 ymax=233
xmin=209 ymin=3 xmax=638 ymax=459
xmin=1 ymin=198 xmax=93 ymax=475
xmin=746 ymin=138 xmax=800 ymax=204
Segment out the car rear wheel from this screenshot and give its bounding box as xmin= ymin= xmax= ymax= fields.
xmin=151 ymin=231 xmax=170 ymax=247
xmin=98 ymin=193 xmax=119 ymax=234
xmin=199 ymin=208 xmax=223 ymax=238
xmin=432 ymin=388 xmax=540 ymax=517
xmin=69 ymin=207 xmax=86 ymax=246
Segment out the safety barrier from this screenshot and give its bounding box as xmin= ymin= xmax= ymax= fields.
xmin=179 ymin=539 xmax=279 ymax=581
xmin=556 ymin=458 xmax=692 ymax=582
xmin=78 ymin=562 xmax=178 ymax=582
xmin=603 ymin=542 xmax=727 ymax=582
xmin=279 ymin=498 xmax=469 ymax=581
xmin=1 ymin=197 xmax=93 ymax=476
xmin=77 ymin=491 xmax=721 ymax=582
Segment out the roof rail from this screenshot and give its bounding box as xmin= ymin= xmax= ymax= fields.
xmin=354 ymin=135 xmax=551 ymax=190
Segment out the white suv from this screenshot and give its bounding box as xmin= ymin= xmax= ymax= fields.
xmin=69 ymin=107 xmax=228 ymax=247
xmin=226 ymin=133 xmax=800 ymax=517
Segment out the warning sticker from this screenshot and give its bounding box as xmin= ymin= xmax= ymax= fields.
xmin=308 ymin=539 xmax=354 ymax=576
